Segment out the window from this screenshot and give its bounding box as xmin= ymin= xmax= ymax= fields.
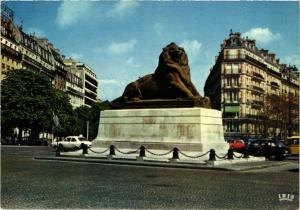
xmin=232 ymin=64 xmax=239 ymax=73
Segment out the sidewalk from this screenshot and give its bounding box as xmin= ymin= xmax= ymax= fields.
xmin=34 ymin=154 xmax=290 ymax=171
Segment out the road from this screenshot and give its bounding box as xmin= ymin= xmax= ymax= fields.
xmin=1 ymin=146 xmax=299 ymax=209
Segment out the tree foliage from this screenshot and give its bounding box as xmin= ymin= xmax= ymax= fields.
xmin=1 ymin=69 xmax=111 ymax=141
xmin=1 ymin=69 xmax=54 ymax=139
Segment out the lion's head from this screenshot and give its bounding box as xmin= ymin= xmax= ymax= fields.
xmin=158 ymin=42 xmax=189 ymax=67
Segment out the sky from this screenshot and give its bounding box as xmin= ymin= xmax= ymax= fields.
xmin=5 ymin=1 xmax=299 ymax=101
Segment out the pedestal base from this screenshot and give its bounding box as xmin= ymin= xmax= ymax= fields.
xmin=93 ymin=108 xmax=228 ymax=157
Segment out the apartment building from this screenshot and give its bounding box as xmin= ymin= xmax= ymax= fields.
xmin=204 ymin=31 xmax=299 ymax=139
xmin=64 ymin=58 xmax=98 ymax=107
xmin=64 ymin=59 xmax=85 ymax=108
xmin=0 ymin=5 xmax=67 ymax=89
xmin=1 ymin=5 xmax=99 ymax=108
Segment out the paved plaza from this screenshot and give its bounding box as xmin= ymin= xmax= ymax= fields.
xmin=1 ymin=146 xmax=299 ymax=209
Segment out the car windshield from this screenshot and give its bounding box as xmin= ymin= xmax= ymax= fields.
xmin=79 ymin=137 xmax=87 ymax=141
xmin=275 ymin=141 xmax=285 ymax=147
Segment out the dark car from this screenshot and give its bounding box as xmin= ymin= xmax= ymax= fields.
xmin=226 ymin=139 xmax=246 ymax=152
xmin=248 ymin=139 xmax=289 ymax=160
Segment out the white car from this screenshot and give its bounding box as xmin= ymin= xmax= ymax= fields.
xmin=51 ymin=136 xmax=92 ymax=151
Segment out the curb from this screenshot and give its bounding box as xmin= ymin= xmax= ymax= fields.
xmin=34 ymin=156 xmax=233 ymax=171
xmin=34 ymin=156 xmax=289 ymax=171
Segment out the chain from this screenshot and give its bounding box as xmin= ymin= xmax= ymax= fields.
xmin=145 ymin=148 xmax=173 ymax=156
xmin=178 ymin=150 xmax=210 ymax=158
xmin=88 ymin=148 xmax=109 ymax=154
xmin=215 ymin=153 xmax=228 ymax=159
xmin=233 ymin=153 xmax=243 ymax=158
xmin=115 ymin=147 xmax=139 ymax=155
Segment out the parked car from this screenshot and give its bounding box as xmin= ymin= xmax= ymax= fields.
xmin=285 ymin=136 xmax=299 ymax=155
xmin=51 ymin=136 xmax=92 ymax=151
xmin=248 ymin=139 xmax=289 ymax=160
xmin=226 ymin=139 xmax=246 ymax=152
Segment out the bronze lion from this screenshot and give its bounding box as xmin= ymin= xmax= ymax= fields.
xmin=111 ymin=42 xmax=210 ymax=108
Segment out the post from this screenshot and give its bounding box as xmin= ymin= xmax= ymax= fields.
xmin=82 ymin=144 xmax=88 ymax=155
xmin=243 ymin=147 xmax=249 ymax=158
xmin=172 ymin=147 xmax=179 ymax=159
xmin=209 ymin=149 xmax=216 ymax=161
xmin=87 ymin=121 xmax=89 ymax=140
xmin=227 ymin=147 xmax=234 ymax=160
xmin=139 ymin=146 xmax=145 ymax=157
xmin=109 ymin=145 xmax=115 ymax=156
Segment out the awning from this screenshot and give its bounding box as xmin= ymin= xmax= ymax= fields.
xmin=225 ymin=106 xmax=240 ymax=113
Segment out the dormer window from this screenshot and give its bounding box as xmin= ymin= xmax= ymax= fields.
xmin=231 ymin=39 xmax=237 ymax=46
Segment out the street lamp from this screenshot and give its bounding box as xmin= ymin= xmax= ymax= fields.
xmin=86 ymin=121 xmax=89 ymax=140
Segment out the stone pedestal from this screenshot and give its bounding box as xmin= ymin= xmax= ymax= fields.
xmin=92 ymin=108 xmax=228 ymax=157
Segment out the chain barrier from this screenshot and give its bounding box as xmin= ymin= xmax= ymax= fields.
xmin=86 ymin=145 xmax=239 ymax=162
xmin=215 ymin=153 xmax=228 ymax=159
xmin=233 ymin=153 xmax=243 ymax=158
xmin=145 ymin=148 xmax=173 ymax=156
xmin=178 ymin=150 xmax=210 ymax=159
xmin=115 ymin=147 xmax=139 ymax=155
xmin=88 ymin=147 xmax=109 ymax=154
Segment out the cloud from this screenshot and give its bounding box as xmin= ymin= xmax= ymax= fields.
xmin=179 ymin=40 xmax=202 ymax=64
xmin=243 ymin=28 xmax=281 ymax=44
xmin=125 ymin=57 xmax=141 ymax=68
xmin=99 ymin=78 xmax=126 ymax=100
xmin=100 ymin=79 xmax=124 ymax=86
xmin=69 ymin=53 xmax=83 ymax=61
xmin=26 ymin=27 xmax=46 ymax=37
xmin=56 ymin=1 xmax=92 ymax=28
xmin=108 ymin=39 xmax=137 ymax=55
xmin=107 ymin=0 xmax=139 ymax=17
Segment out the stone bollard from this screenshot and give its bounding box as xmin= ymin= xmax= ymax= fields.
xmin=209 ymin=149 xmax=216 ymax=161
xmin=139 ymin=146 xmax=146 ymax=157
xmin=227 ymin=147 xmax=234 ymax=160
xmin=172 ymin=147 xmax=179 ymax=159
xmin=109 ymin=145 xmax=116 ymax=156
xmin=82 ymin=144 xmax=88 ymax=155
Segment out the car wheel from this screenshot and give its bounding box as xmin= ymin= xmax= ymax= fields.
xmin=269 ymin=154 xmax=276 ymax=160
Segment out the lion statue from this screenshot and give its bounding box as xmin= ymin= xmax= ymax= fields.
xmin=110 ymin=42 xmax=211 ymax=108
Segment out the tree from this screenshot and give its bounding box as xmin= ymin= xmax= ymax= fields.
xmin=1 ymin=69 xmax=54 ymax=141
xmin=89 ymin=101 xmax=110 ymax=139
xmin=74 ymin=105 xmax=92 ymax=137
xmin=72 ymin=101 xmax=110 ymax=140
xmin=52 ymin=89 xmax=77 ymax=137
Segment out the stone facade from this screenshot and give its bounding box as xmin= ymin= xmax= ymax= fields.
xmin=64 ymin=58 xmax=98 ymax=107
xmin=204 ymin=31 xmax=299 ymax=139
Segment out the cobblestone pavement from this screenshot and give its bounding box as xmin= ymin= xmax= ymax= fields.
xmin=1 ymin=146 xmax=299 ymax=209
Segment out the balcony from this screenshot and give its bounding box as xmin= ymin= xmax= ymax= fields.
xmin=251 ymin=100 xmax=264 ymax=109
xmin=66 ymin=86 xmax=84 ymax=97
xmin=252 ymin=85 xmax=265 ymax=93
xmin=251 ymin=72 xmax=265 ymax=82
